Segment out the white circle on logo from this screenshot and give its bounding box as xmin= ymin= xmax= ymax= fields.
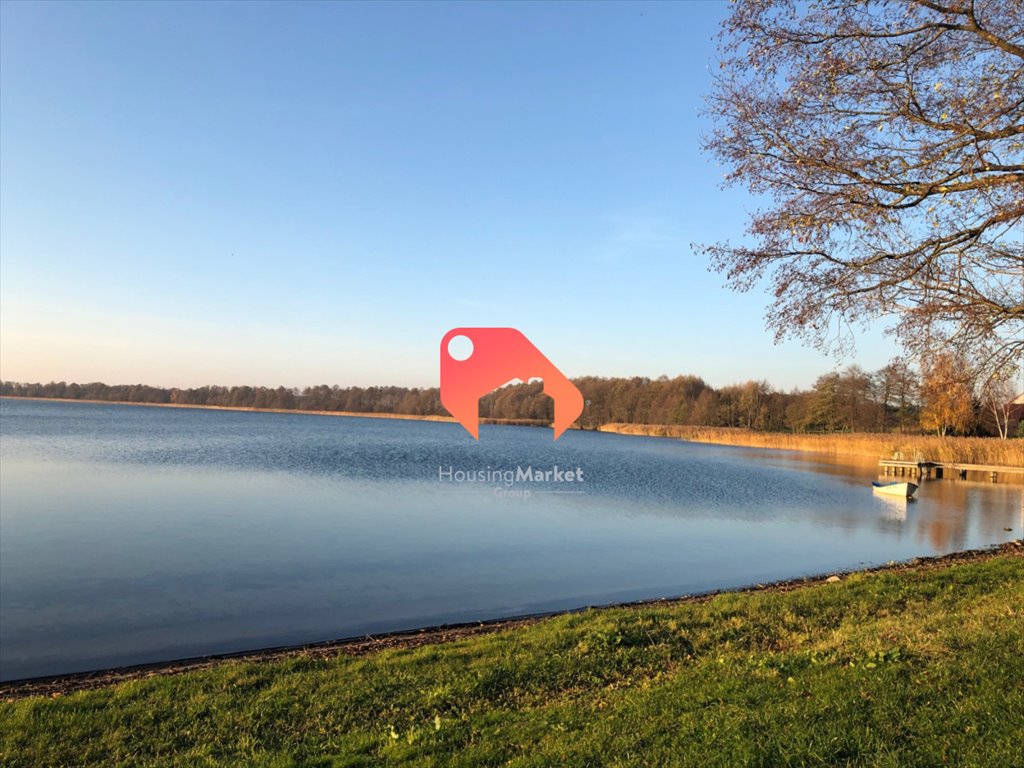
xmin=447 ymin=335 xmax=473 ymax=361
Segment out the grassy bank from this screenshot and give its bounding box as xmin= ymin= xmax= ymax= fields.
xmin=2 ymin=547 xmax=1022 ymax=767
xmin=599 ymin=423 xmax=1024 ymax=467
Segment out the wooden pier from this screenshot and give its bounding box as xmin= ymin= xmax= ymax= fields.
xmin=878 ymin=459 xmax=1024 ymax=483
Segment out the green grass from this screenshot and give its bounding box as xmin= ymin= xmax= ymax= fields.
xmin=2 ymin=555 xmax=1022 ymax=767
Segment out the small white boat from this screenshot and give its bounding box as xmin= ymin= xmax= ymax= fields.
xmin=872 ymin=481 xmax=918 ymax=498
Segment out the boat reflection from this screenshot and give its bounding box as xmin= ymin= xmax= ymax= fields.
xmin=875 ymin=493 xmax=912 ymax=522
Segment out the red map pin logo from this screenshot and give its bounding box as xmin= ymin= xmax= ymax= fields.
xmin=440 ymin=328 xmax=584 ymax=440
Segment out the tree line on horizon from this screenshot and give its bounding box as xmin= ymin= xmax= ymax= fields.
xmin=3 ymin=355 xmax=1020 ymax=438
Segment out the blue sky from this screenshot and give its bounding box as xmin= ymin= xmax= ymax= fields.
xmin=0 ymin=0 xmax=894 ymax=390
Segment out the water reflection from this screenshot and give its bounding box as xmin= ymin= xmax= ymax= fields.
xmin=875 ymin=495 xmax=909 ymax=522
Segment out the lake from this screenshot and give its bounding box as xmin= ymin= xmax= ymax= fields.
xmin=1 ymin=398 xmax=1020 ymax=681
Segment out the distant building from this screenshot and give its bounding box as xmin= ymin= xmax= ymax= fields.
xmin=1009 ymin=393 xmax=1024 ymax=436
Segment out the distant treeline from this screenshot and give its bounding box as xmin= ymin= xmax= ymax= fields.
xmin=2 ymin=363 xmax=1019 ymax=437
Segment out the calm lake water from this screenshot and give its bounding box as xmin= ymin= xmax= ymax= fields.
xmin=1 ymin=398 xmax=1021 ymax=680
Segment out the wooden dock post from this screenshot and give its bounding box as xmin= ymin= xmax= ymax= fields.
xmin=879 ymin=459 xmax=1021 ymax=483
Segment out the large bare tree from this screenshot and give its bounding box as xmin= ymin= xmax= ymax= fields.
xmin=699 ymin=0 xmax=1023 ymax=376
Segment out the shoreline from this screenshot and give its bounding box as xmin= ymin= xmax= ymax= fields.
xmin=4 ymin=395 xmax=1021 ymax=474
xmin=597 ymin=422 xmax=1024 ymax=473
xmin=0 ymin=395 xmax=548 ymax=428
xmin=2 ymin=540 xmax=1019 ymax=700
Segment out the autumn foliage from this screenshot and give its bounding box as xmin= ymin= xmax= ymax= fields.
xmin=699 ymin=0 xmax=1023 ymax=374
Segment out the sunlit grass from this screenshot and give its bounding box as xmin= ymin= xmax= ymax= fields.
xmin=2 ymin=554 xmax=1021 ymax=767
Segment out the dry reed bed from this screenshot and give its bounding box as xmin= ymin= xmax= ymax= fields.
xmin=598 ymin=424 xmax=1024 ymax=467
